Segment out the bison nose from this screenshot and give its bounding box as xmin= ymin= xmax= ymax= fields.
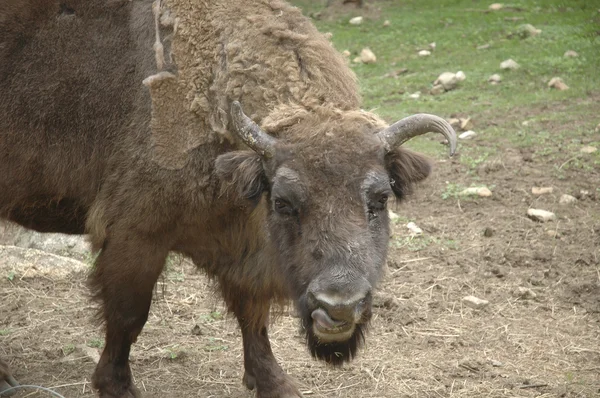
xmin=307 ymin=282 xmax=371 ymax=325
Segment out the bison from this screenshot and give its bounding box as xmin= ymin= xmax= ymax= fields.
xmin=0 ymin=0 xmax=456 ymax=397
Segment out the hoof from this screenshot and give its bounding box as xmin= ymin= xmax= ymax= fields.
xmin=243 ymin=371 xmax=256 ymax=390
xmin=98 ymin=385 xmax=142 ymax=398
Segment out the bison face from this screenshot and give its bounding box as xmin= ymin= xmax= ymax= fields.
xmin=216 ymin=102 xmax=456 ymax=365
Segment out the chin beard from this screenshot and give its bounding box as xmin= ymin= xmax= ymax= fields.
xmin=303 ymin=320 xmax=368 ymax=366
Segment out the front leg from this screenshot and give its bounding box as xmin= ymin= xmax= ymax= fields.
xmin=222 ymin=290 xmax=302 ymax=398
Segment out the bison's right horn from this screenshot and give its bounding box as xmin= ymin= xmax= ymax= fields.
xmin=376 ymin=114 xmax=457 ymax=156
xmin=230 ymin=101 xmax=277 ymax=158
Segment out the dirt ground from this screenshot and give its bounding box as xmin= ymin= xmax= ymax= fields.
xmin=1 ymin=99 xmax=599 ymax=397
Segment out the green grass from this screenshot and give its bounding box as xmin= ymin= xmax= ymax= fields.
xmin=291 ymin=0 xmax=600 ymax=157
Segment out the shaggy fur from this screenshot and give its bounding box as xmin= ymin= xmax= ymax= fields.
xmin=0 ymin=1 xmax=434 ymax=397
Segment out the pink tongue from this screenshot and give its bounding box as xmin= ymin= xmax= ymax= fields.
xmin=311 ymin=308 xmax=345 ymax=329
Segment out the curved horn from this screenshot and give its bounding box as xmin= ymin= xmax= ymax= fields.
xmin=230 ymin=101 xmax=277 ymax=158
xmin=376 ymin=114 xmax=457 ymax=156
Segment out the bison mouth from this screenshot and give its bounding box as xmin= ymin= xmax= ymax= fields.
xmin=298 ymin=297 xmax=371 ymax=366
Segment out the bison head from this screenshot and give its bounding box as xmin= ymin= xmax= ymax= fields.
xmin=216 ymin=102 xmax=456 ymax=365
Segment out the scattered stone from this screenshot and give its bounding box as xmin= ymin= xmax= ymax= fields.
xmin=342 ymin=49 xmax=351 ymax=57
xmin=546 ymin=229 xmax=558 ymax=238
xmin=477 ymin=43 xmax=491 ymax=50
xmin=430 ymin=85 xmax=445 ymax=95
xmin=489 ymin=3 xmax=503 ymax=11
xmin=429 ymin=42 xmax=436 ymax=50
xmin=456 ymin=71 xmax=466 ymax=81
xmin=548 ymin=77 xmax=569 ymax=90
xmin=191 ymin=324 xmax=203 ymax=336
xmin=500 ymin=59 xmax=520 ymax=70
xmin=409 ymin=92 xmax=420 ymax=99
xmin=483 ymin=227 xmax=494 ymax=237
xmin=388 ymin=210 xmax=400 ymax=223
xmin=459 ymin=130 xmax=477 ymax=140
xmin=359 ymin=48 xmax=377 ymax=64
xmin=515 ymin=287 xmax=537 ymax=299
xmin=488 ymin=74 xmax=502 ymax=84
xmin=517 ymin=24 xmax=542 ymax=38
xmin=491 ymin=360 xmax=503 ymax=367
xmin=527 ymin=208 xmax=556 ymax=222
xmin=406 ymin=222 xmax=423 ymax=236
xmin=418 ymin=50 xmax=431 ymax=57
xmin=434 ymin=72 xmax=461 ymax=91
xmin=559 ymin=194 xmax=577 ymax=204
xmin=383 ymin=20 xmax=391 ymax=27
xmin=459 ymin=117 xmax=472 ymax=130
xmin=564 ymin=50 xmax=579 ymax=58
xmin=349 ymin=16 xmax=363 ymax=25
xmin=462 ymin=295 xmax=489 ymax=309
xmin=324 ymin=32 xmax=333 ymax=39
xmin=580 ymin=145 xmax=597 ymax=154
xmin=531 ymin=187 xmax=553 ymax=195
xmin=460 ymin=187 xmax=492 ymax=197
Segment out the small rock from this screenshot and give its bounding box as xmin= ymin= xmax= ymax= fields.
xmin=546 ymin=229 xmax=558 ymax=238
xmin=349 ymin=16 xmax=363 ymax=25
xmin=531 ymin=187 xmax=553 ymax=195
xmin=456 ymin=71 xmax=466 ymax=81
xmin=564 ymin=50 xmax=579 ymax=58
xmin=459 ymin=117 xmax=472 ymax=130
xmin=418 ymin=50 xmax=431 ymax=57
xmin=459 ymin=130 xmax=477 ymax=140
xmin=342 ymin=49 xmax=351 ymax=57
xmin=580 ymin=145 xmax=597 ymax=154
xmin=489 ymin=3 xmax=503 ymax=11
xmin=460 ymin=187 xmax=492 ymax=197
xmin=430 ymin=85 xmax=445 ymax=95
xmin=491 ymin=360 xmax=503 ymax=367
xmin=515 ymin=287 xmax=537 ymax=299
xmin=462 ymin=295 xmax=489 ymax=309
xmin=527 ymin=208 xmax=556 ymax=222
xmin=517 ymin=24 xmax=542 ymax=38
xmin=483 ymin=227 xmax=494 ymax=237
xmin=191 ymin=324 xmax=203 ymax=336
xmin=447 ymin=118 xmax=460 ymax=128
xmin=383 ymin=20 xmax=390 ymax=27
xmin=388 ymin=210 xmax=400 ymax=222
xmin=434 ymin=72 xmax=460 ymax=90
xmin=559 ymin=194 xmax=577 ymax=204
xmin=548 ymin=77 xmax=569 ymax=91
xmin=359 ymin=48 xmax=377 ymax=64
xmin=409 ymin=92 xmax=420 ymax=99
xmin=500 ymin=59 xmax=520 ymax=70
xmin=324 ymin=32 xmax=333 ymax=39
xmin=477 ymin=43 xmax=491 ymax=50
xmin=488 ymin=74 xmax=502 ymax=84
xmin=429 ymin=42 xmax=436 ymax=50
xmin=406 ymin=222 xmax=423 ymax=235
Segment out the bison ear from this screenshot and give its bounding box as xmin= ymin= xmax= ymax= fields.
xmin=215 ymin=151 xmax=267 ymax=205
xmin=385 ymin=148 xmax=431 ymax=201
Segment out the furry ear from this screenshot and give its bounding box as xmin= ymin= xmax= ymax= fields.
xmin=385 ymin=148 xmax=431 ymax=201
xmin=215 ymin=151 xmax=267 ymax=205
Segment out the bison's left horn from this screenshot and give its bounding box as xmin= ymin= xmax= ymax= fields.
xmin=230 ymin=101 xmax=277 ymax=158
xmin=376 ymin=114 xmax=457 ymax=156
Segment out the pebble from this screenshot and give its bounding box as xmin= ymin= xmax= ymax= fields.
xmin=546 ymin=229 xmax=558 ymax=238
xmin=463 ymin=295 xmax=489 ymax=309
xmin=460 ymin=187 xmax=492 ymax=197
xmin=349 ymin=16 xmax=363 ymax=25
xmin=515 ymin=287 xmax=537 ymax=299
xmin=341 ymin=50 xmax=351 ymax=57
xmin=527 ymin=208 xmax=556 ymax=222
xmin=580 ymin=145 xmax=597 ymax=154
xmin=429 ymin=42 xmax=436 ymax=50
xmin=406 ymin=222 xmax=423 ymax=235
xmin=456 ymin=71 xmax=466 ymax=81
xmin=500 ymin=59 xmax=520 ymax=70
xmin=359 ymin=48 xmax=377 ymax=63
xmin=489 ymin=3 xmax=503 ymax=11
xmin=383 ymin=20 xmax=390 ymax=27
xmin=388 ymin=209 xmax=400 ymax=222
xmin=531 ymin=187 xmax=553 ymax=195
xmin=559 ymin=194 xmax=577 ymax=204
xmin=518 ymin=24 xmax=542 ymax=38
xmin=548 ymin=77 xmax=569 ymax=90
xmin=564 ymin=50 xmax=579 ymax=58
xmin=418 ymin=50 xmax=431 ymax=56
xmin=430 ymin=85 xmax=445 ymax=95
xmin=459 ymin=130 xmax=477 ymax=139
xmin=488 ymin=74 xmax=502 ymax=84
xmin=491 ymin=360 xmax=504 ymax=367
xmin=434 ymin=72 xmax=460 ymax=90
xmin=409 ymin=92 xmax=420 ymax=99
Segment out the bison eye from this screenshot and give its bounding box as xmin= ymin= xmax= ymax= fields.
xmin=368 ymin=194 xmax=389 ymax=221
xmin=273 ymin=198 xmax=295 ymax=215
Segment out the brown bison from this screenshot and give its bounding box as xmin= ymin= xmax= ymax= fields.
xmin=0 ymin=0 xmax=456 ymax=397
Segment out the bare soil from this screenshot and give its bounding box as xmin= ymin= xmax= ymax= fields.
xmin=1 ymin=99 xmax=599 ymax=397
